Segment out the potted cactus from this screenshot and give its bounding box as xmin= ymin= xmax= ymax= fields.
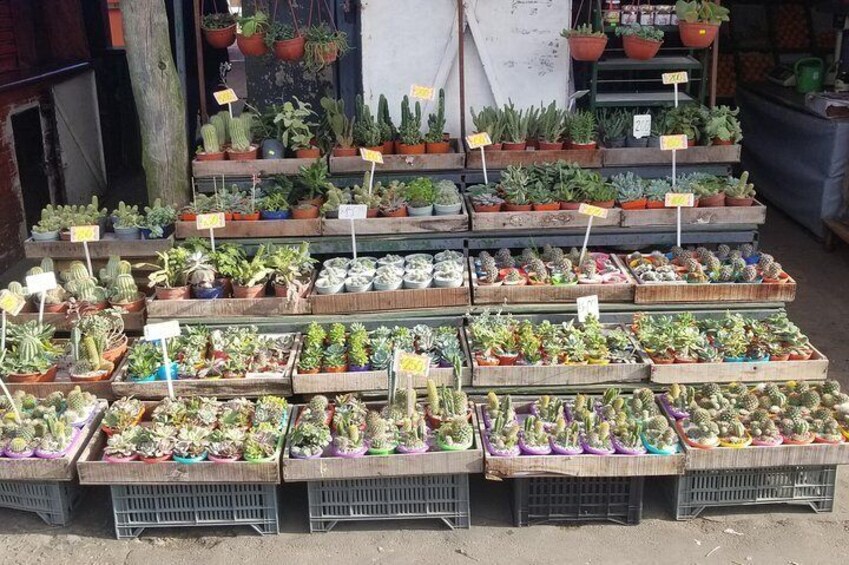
xmin=425 ymin=89 xmax=450 ymax=153
xmin=435 ymin=415 xmax=474 ymax=451
xmin=675 ymin=0 xmax=730 ymax=49
xmin=31 ymin=206 xmax=63 ymax=241
xmin=202 ymin=12 xmax=238 ymax=49
xmin=1 ymin=321 xmax=61 ymax=383
xmin=365 ymin=414 xmax=398 ymax=455
xmin=226 ymin=113 xmax=259 ymax=160
xmin=518 ymin=416 xmax=552 ymax=455
xmin=581 ymin=414 xmax=614 ymax=455
xmin=562 ymin=23 xmax=608 ymax=62
xmin=403 ymin=177 xmax=437 ymax=216
xmin=143 ymin=248 xmax=191 ymax=300
xmin=725 ymin=172 xmax=756 ymax=206
xmin=396 ymin=415 xmax=430 ymax=454
xmin=433 ymin=181 xmax=462 ymax=216
xmin=111 ymin=202 xmax=143 ymax=240
xmin=617 ymin=23 xmax=664 ymax=60
xmin=195 ymin=121 xmax=225 ymax=161
xmin=290 ymin=421 xmax=331 ymax=459
xmin=69 ymin=327 xmax=115 ymax=383
xmin=398 ymin=96 xmax=425 ymax=154
xmin=642 ymin=415 xmax=679 ymax=454
xmin=331 ymin=416 xmax=367 ymax=458
xmin=549 ymin=417 xmax=582 ymax=455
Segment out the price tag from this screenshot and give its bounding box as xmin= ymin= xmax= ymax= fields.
xmin=633 ymin=114 xmax=651 ymax=139
xmin=393 ymin=351 xmax=431 ymax=380
xmin=70 ymin=225 xmax=100 ymax=243
xmin=662 ymin=71 xmax=689 ymax=85
xmin=660 ymin=134 xmax=689 ymax=151
xmin=26 ymin=272 xmax=57 ymax=294
xmin=144 ymin=320 xmax=181 ymax=341
xmin=465 ymin=132 xmax=492 ymax=150
xmin=0 ymin=290 xmax=25 ymax=316
xmin=359 ymin=147 xmax=384 ymax=164
xmin=213 ymin=88 xmax=239 ymax=105
xmin=577 ymin=295 xmax=600 ymax=323
xmin=578 ymin=203 xmax=610 ymax=219
xmin=409 ymin=84 xmax=435 ymax=101
xmin=338 ymin=204 xmax=368 ymax=220
xmin=196 ymin=212 xmax=225 ymax=230
xmin=665 ymin=193 xmax=696 ymax=207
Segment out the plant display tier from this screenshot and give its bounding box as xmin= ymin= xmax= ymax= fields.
xmin=293 ymin=322 xmax=470 ymax=394
xmin=112 ymin=326 xmax=297 ymax=399
xmin=77 ymin=396 xmax=289 ymax=484
xmin=282 ymin=392 xmax=483 ymax=481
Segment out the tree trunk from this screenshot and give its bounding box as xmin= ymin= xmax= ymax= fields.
xmin=121 ymin=0 xmax=189 ymax=206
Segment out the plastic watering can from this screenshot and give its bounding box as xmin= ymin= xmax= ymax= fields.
xmin=795 ymin=57 xmax=824 ymax=94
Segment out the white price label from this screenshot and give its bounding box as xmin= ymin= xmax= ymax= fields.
xmin=25 ymin=272 xmax=57 ymax=294
xmin=632 ymin=114 xmax=651 ymax=139
xmin=577 ymin=295 xmax=600 ymax=323
xmin=213 ymin=88 xmax=239 ymax=105
xmin=144 ymin=320 xmax=181 ymax=341
xmin=338 ymin=204 xmax=368 ymax=220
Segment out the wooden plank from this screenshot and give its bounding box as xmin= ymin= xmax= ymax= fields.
xmin=174 ymin=218 xmax=321 ymax=239
xmin=6 ymin=350 xmax=126 ymax=401
xmin=466 ymin=148 xmax=603 ymax=169
xmin=24 ymin=235 xmax=174 ymax=259
xmin=9 ymin=310 xmax=146 ymax=332
xmin=321 ymin=200 xmax=469 ymax=236
xmin=328 ymin=142 xmax=465 ymax=174
xmin=146 ymin=286 xmax=312 ymax=319
xmin=601 ymin=145 xmax=741 ymax=167
xmin=469 ymin=200 xmax=621 ymax=231
xmin=650 ymin=346 xmax=829 ymax=384
xmin=281 ymin=404 xmax=483 ymax=482
xmin=191 ymin=158 xmax=318 ymax=178
xmin=620 ymin=201 xmax=767 ymax=227
xmin=0 ymin=403 xmax=106 ymax=482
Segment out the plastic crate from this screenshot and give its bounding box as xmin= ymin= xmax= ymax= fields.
xmin=513 ymin=476 xmax=643 ymax=526
xmin=306 ymin=474 xmax=470 ymax=533
xmin=672 ymin=465 xmax=837 ymax=520
xmin=0 ymin=481 xmax=81 ymax=526
xmin=110 ymin=483 xmax=278 ymax=539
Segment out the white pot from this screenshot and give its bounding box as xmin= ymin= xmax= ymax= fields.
xmin=434 ymin=202 xmax=462 ymax=216
xmin=345 ymin=277 xmax=374 ymax=293
xmin=405 ymin=253 xmax=434 ymax=264
xmin=31 ymin=230 xmax=59 ymax=241
xmin=433 ymin=275 xmax=463 ymax=288
xmin=407 ymin=204 xmax=434 ymax=217
xmin=403 ymin=276 xmax=433 ymax=290
xmin=323 ymin=258 xmax=351 ymax=270
xmin=315 ymin=280 xmax=345 ymax=295
xmin=373 ymin=278 xmax=403 ymax=291
xmin=406 ymin=265 xmax=434 ymax=276
xmin=378 ymin=256 xmax=405 ymax=268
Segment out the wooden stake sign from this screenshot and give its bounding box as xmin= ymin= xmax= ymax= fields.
xmin=213 ymin=88 xmax=238 ymax=118
xmin=25 ymin=271 xmax=57 ymax=326
xmin=70 ymin=224 xmax=100 ymax=277
xmin=196 ymin=212 xmax=225 ymax=252
xmin=576 ymin=294 xmax=599 ymax=323
xmin=577 ymin=203 xmax=609 ymax=264
xmin=144 ymin=320 xmax=181 ymax=400
xmin=662 ymin=71 xmax=688 ymax=109
xmin=338 ymin=204 xmax=368 ymax=260
xmin=665 ymin=192 xmax=696 ymax=247
xmin=360 ymin=148 xmax=383 ymax=195
xmin=633 ymin=114 xmax=651 ymax=139
xmin=660 ymin=134 xmax=689 ymax=190
xmin=466 ymin=132 xmax=492 ymax=184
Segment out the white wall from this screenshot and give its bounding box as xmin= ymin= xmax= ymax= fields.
xmin=360 ymin=0 xmax=572 ymax=137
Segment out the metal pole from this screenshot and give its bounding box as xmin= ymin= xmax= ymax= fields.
xmin=458 ymin=0 xmax=466 ymax=139
xmin=709 ymin=1 xmax=720 ymax=107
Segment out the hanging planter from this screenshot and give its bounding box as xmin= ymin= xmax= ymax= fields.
xmin=678 ymin=22 xmax=719 ymax=48
xmin=561 ymin=24 xmax=608 ymax=62
xmin=236 ymin=10 xmax=271 ymax=57
xmin=202 ymin=13 xmax=238 ymax=49
xmin=616 ymin=23 xmax=664 ymax=61
xmin=303 ymin=23 xmax=350 ymax=73
xmin=266 ymin=17 xmax=306 ymax=61
xmin=675 ymin=1 xmax=730 ymax=49
xmin=274 ymin=35 xmax=305 ymax=60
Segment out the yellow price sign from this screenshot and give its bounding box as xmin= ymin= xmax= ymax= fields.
xmin=359 ymin=147 xmax=384 ymax=164
xmin=70 ymin=225 xmax=100 ymax=243
xmin=660 ymin=134 xmax=689 ymax=151
xmin=664 ymin=192 xmax=696 ymax=208
xmin=410 ymin=84 xmax=435 ymax=101
xmin=394 ymin=351 xmax=431 ymax=379
xmin=213 ymin=88 xmax=239 ymax=105
xmin=578 ymin=203 xmax=610 ymax=219
xmin=662 ymin=71 xmax=689 ymax=85
xmin=196 ymin=212 xmax=225 ymax=230
xmin=465 ymin=132 xmax=492 ymax=150
xmin=0 ymin=290 xmax=25 ymax=316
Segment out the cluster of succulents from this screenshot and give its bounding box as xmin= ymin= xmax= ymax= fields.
xmin=101 ymin=396 xmax=288 ymax=463
xmin=633 ymin=311 xmax=814 ymax=364
xmin=0 ymin=388 xmax=99 ymax=459
xmin=483 ymin=388 xmax=679 ymax=457
xmin=297 ymin=322 xmax=465 ymax=376
xmin=315 ymin=250 xmax=465 ymax=295
xmin=626 ymin=244 xmax=787 ymax=285
xmin=467 ymin=309 xmax=639 ymax=366
xmin=474 ymin=246 xmax=628 ymax=286
xmin=661 ymin=381 xmax=849 ymax=448
xmin=0 ymin=320 xmax=62 ymax=378
xmin=30 ymin=197 xmax=107 ymax=239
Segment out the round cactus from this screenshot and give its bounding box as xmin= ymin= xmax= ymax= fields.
xmin=26 ymin=266 xmax=43 ymax=278
xmin=764 ymin=262 xmax=782 ymax=280
xmin=8 ymin=437 xmax=29 ymax=453
xmin=40 ymin=257 xmax=54 ymax=273
xmin=63 ymin=262 xmax=89 ymax=283
xmin=742 ymin=265 xmax=758 ymax=282
xmin=758 ymin=253 xmax=774 ymax=270
xmin=7 ymin=281 xmax=25 ymax=296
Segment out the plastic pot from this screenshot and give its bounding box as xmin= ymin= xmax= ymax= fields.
xmin=192 ymin=284 xmax=225 ymax=299
xmin=103 ymin=453 xmax=138 ymax=463
xmin=504 ymin=203 xmax=532 ymax=212
xmin=236 ymin=32 xmax=268 ymax=56
xmin=398 ymin=143 xmax=425 ymax=155
xmin=657 ymin=393 xmax=689 ymax=420
xmin=315 ymin=280 xmax=345 ymax=295
xmin=344 ymin=278 xmax=374 ymax=293
xmin=296 ymin=147 xmax=321 ymax=158
xmin=606 ymin=136 xmax=626 ymax=148
xmin=403 ymin=276 xmax=433 ymax=290
xmin=436 ymin=437 xmax=472 ymax=452
xmin=698 ymin=192 xmax=726 ymax=208
xmin=261 ymin=210 xmax=291 ymax=220
xmin=568 ymin=34 xmax=608 ymax=61
xmin=31 ymin=230 xmax=60 ymax=241
xmin=273 ymin=35 xmax=305 ymax=60
xmin=434 ymin=202 xmax=462 ymax=216
xmin=381 ymin=206 xmax=408 ymax=217
xmin=330 ymin=444 xmax=368 ymax=459
xmin=396 ymin=443 xmax=430 ymax=455
xmin=726 ymin=196 xmax=754 ymax=207
xmin=332 ymin=146 xmax=358 ymax=157
xmin=233 ymin=212 xmax=260 ymax=221
xmin=502 ymin=142 xmax=527 ymax=151
xmin=678 ymin=22 xmax=719 ymax=49
xmin=550 ymin=437 xmax=583 ymax=455
xmin=426 ymin=141 xmax=451 ymax=154
xmin=579 ymin=439 xmax=614 ymax=456
xmin=560 ymin=202 xmax=581 ymax=210
xmin=113 ymin=226 xmax=140 ymax=240
xmin=538 ymin=141 xmax=563 ymax=150
xmin=588 ymin=200 xmax=615 ymax=208
xmin=433 ymin=275 xmax=463 ymax=288
xmin=407 ymin=204 xmax=434 ymax=217
xmin=7 ymin=365 xmax=58 ymax=383
xmin=622 ymin=35 xmax=662 ymax=60
xmin=44 ymin=301 xmax=69 ymax=313
xmin=195 ymin=150 xmax=226 ymax=161
xmin=619 ymin=198 xmax=647 ymax=210
xmin=611 ymin=436 xmax=647 ymax=455
xmin=532 ymin=202 xmax=561 ymax=211
xmin=227 ymin=146 xmax=260 ymax=160
xmin=155 ymin=285 xmax=190 ymax=300
xmin=173 ymin=453 xmax=209 ymax=464
xmin=519 ymin=437 xmax=552 ymax=456
xmin=141 ymin=453 xmax=174 ymax=464
xmin=156 ymin=361 xmax=179 ymax=381
xmin=203 ymin=24 xmax=237 ymax=48
xmin=292 ymin=205 xmax=320 ymax=219
xmin=233 ymin=283 xmax=266 ymax=299
xmin=625 ymin=135 xmax=649 ymax=148
xmin=569 ymin=141 xmax=597 ymax=150
xmin=473 ymin=203 xmax=502 ymax=213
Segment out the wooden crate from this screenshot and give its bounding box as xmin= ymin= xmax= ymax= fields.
xmin=469 ymin=201 xmax=621 ymax=232
xmin=469 ymin=256 xmax=635 ymax=305
xmin=475 ymin=406 xmax=683 ymax=479
xmin=649 ymin=346 xmax=829 ymax=384
xmin=321 ymin=200 xmax=469 ymax=236
xmin=328 ymin=141 xmax=465 ymax=173
xmin=6 ymin=352 xmax=126 ymax=400
xmin=77 ymin=404 xmax=290 ymax=485
xmin=466 ymin=148 xmax=602 ymax=169
xmin=110 ymin=334 xmax=299 ymax=399
xmin=191 ymin=157 xmax=318 ymax=177
xmin=619 ymin=201 xmax=767 ymax=228
xmin=9 ymin=310 xmax=146 ymax=332
xmin=281 ymin=404 xmax=483 ymax=482
xmin=24 ymin=235 xmax=174 ymax=260
xmin=0 ymin=402 xmax=106 ymax=482
xmin=174 ymin=218 xmax=321 ymax=239
xmin=601 ymin=145 xmax=741 ymax=167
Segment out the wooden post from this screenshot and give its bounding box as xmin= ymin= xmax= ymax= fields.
xmin=121 ymin=0 xmax=191 ymax=206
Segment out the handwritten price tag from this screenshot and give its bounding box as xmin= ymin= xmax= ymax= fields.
xmin=662 ymin=71 xmax=689 ymax=85
xmin=338 ymin=204 xmax=368 ymax=220
xmin=25 ymin=272 xmax=57 ymax=294
xmin=394 ymin=351 xmax=431 ymax=379
xmin=578 ymin=203 xmax=610 ymax=219
xmin=70 ymin=225 xmax=100 ymax=243
xmin=465 ymin=132 xmax=492 ymax=150
xmin=0 ymin=290 xmax=25 ymax=316
xmin=359 ymin=147 xmax=384 ymax=164
xmin=144 ymin=320 xmax=181 ymax=341
xmin=665 ymin=192 xmax=696 ymax=207
xmin=660 ymin=134 xmax=689 ymax=151
xmin=633 ymin=114 xmax=651 ymax=139
xmin=196 ymin=212 xmax=225 ymax=230
xmin=577 ymin=295 xmax=600 ymax=323
xmin=409 ymin=84 xmax=435 ymax=101
xmin=213 ymin=88 xmax=238 ymax=105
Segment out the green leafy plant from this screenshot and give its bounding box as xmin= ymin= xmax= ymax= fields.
xmin=303 ymin=23 xmax=350 ymax=73
xmin=238 ymin=10 xmax=270 ymax=38
xmin=675 ymin=1 xmax=730 ymax=25
xmin=501 ymin=102 xmax=530 ymax=144
xmin=276 ymin=98 xmax=319 ymax=151
xmin=470 ymin=106 xmax=504 ymax=144
xmin=537 ymin=101 xmax=566 ymax=144
xmin=403 ymin=178 xmax=437 ymax=208
xmin=615 ymin=23 xmax=664 ymax=42
xmin=703 ymin=105 xmax=742 ymax=144
xmin=203 ymin=13 xmax=237 ymax=30
xmin=320 ymin=97 xmax=355 ymax=149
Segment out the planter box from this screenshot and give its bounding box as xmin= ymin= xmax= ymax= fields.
xmin=321 ymin=199 xmax=469 ymax=236
xmin=24 ymin=235 xmax=173 ymax=259
xmin=281 ymin=404 xmax=483 ymax=482
xmin=9 ymin=310 xmax=145 ymax=332
xmin=6 ymin=350 xmax=126 ymax=400
xmin=619 ymin=200 xmax=767 ymax=228
xmin=602 ymin=145 xmax=741 ymax=167
xmin=328 ymin=141 xmax=465 ymax=173
xmin=466 ymin=148 xmax=602 ymax=169
xmin=191 ymin=157 xmax=318 ymax=177
xmin=468 ymin=199 xmax=621 ymax=232
xmin=174 ymin=218 xmax=321 ymax=239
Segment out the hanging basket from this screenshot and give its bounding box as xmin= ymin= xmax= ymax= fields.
xmin=274 ymin=35 xmax=306 ymax=61
xmin=237 ymin=32 xmax=269 ymax=57
xmin=568 ymin=35 xmax=608 ymax=62
xmin=203 ymin=24 xmax=237 ymax=49
xmin=678 ymin=22 xmax=719 ymax=49
xmin=622 ymin=35 xmax=662 ymax=60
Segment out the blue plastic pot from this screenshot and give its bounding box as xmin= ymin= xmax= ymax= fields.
xmin=140 ymin=224 xmax=175 ymax=240
xmin=723 ymin=356 xmax=746 ymax=363
xmin=173 ymin=452 xmax=208 ymax=464
xmin=261 ymin=210 xmax=291 ymax=220
xmin=130 ymin=373 xmax=156 ymax=382
xmin=192 ymin=284 xmax=225 ymax=299
xmin=746 ymin=354 xmax=769 ymax=363
xmin=156 ymin=362 xmax=180 ymax=381
xmin=744 ymin=253 xmax=761 ymax=265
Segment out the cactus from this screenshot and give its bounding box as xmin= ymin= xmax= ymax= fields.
xmin=62 ymin=261 xmax=90 ymax=284
xmin=99 ymin=256 xmax=121 ymax=286
xmin=110 ymin=273 xmax=139 ymax=303
xmin=398 ymin=95 xmax=423 ymax=146
xmin=425 ymin=88 xmax=446 ymax=143
xmin=7 ymin=281 xmax=25 ymax=297
xmin=742 ymin=265 xmax=758 ymax=282
xmin=40 ymin=257 xmax=54 ymax=273
xmin=213 ymin=111 xmax=230 ymax=144
xmin=210 ymin=114 xmax=226 ymax=146
xmin=7 ymin=437 xmax=29 ymax=453
xmin=764 ymin=262 xmax=782 ymax=280
xmin=200 ymin=123 xmax=220 ymax=154
xmin=229 ymin=116 xmax=252 ymax=152
xmin=26 ymin=266 xmax=43 ymax=278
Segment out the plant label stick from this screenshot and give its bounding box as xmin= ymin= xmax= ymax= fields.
xmin=662 ymin=72 xmax=688 ymax=108
xmin=665 ymin=193 xmax=696 ymax=247
xmin=360 ymin=148 xmax=383 ymax=196
xmin=214 ymin=88 xmax=238 ymax=119
xmin=466 ymin=133 xmax=492 ymax=185
xmin=410 ymin=84 xmax=435 ymax=101
xmin=660 ymin=134 xmax=688 ymax=188
xmin=339 ymin=205 xmax=368 ymax=260
xmin=145 ymin=320 xmax=181 ymax=400
xmin=26 ymin=271 xmax=57 ymax=326
xmin=577 ymin=204 xmax=609 ymax=264
xmin=577 ymin=294 xmax=599 ymax=323
xmin=196 ymin=212 xmax=225 ymax=252
xmin=70 ymin=224 xmax=100 ymax=277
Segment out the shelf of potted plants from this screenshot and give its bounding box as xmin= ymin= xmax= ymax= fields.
xmin=470 ymin=246 xmax=635 ymax=305
xmin=478 ymin=389 xmax=684 ymax=479
xmin=633 ymin=312 xmax=829 ymax=384
xmin=623 ymin=244 xmax=797 ymax=304
xmin=465 ymin=310 xmax=650 ymax=387
xmin=291 ymin=321 xmax=471 ymax=395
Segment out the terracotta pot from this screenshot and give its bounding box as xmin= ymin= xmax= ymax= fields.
xmin=223 ymin=212 xmax=234 ymax=222
xmin=236 ymin=32 xmax=268 ymax=57
xmin=333 ymin=146 xmax=358 ymax=157
xmin=496 ymin=353 xmax=519 ymax=366
xmin=322 ymin=365 xmax=347 ymax=374
xmin=646 ymin=200 xmax=666 ymax=209
xmin=475 ymin=355 xmax=500 ymax=367
xmin=180 ymin=212 xmax=197 ymax=221
xmin=367 ymin=208 xmax=379 ymax=218
xmin=203 ymin=24 xmax=237 ymax=49
xmin=726 ymin=196 xmax=754 ymax=207
xmin=560 ymin=202 xmax=581 ymax=210
xmin=273 ymin=35 xmax=305 ymax=61
xmin=770 ymin=353 xmax=790 ymax=362
xmin=44 ymin=301 xmax=68 ymax=313
xmin=227 ymin=146 xmax=259 ymax=160
xmin=316 ymin=43 xmax=339 ymax=64
xmin=110 ymin=294 xmax=146 ymax=313
xmin=292 ymin=205 xmax=320 ymax=219
xmin=195 ymin=151 xmax=226 ymax=161
xmin=619 ymin=198 xmax=647 ymax=210
xmin=381 ymin=140 xmax=395 ymax=154
xmin=789 ymin=350 xmax=813 ymax=361
xmin=59 ymin=230 xmax=71 ymax=241
xmin=538 ymin=141 xmax=563 ymax=150
xmin=678 ymin=22 xmax=719 ymax=49
xmin=381 ymin=207 xmax=408 ymax=217
xmin=622 ymin=35 xmax=662 ymax=60
xmin=155 ymin=285 xmax=190 ymax=300
xmin=364 ymin=145 xmax=384 ymax=154
xmin=398 ymin=143 xmax=426 ymax=155
xmin=70 ymin=368 xmax=111 ymax=382
xmin=103 ymin=336 xmax=129 ymax=363
xmin=502 ymin=141 xmax=527 ymax=151
xmin=568 ymin=141 xmax=597 ymax=150
xmin=426 ymin=141 xmax=451 ymax=154
xmin=296 ymin=147 xmax=321 ymax=158
xmin=305 ymin=196 xmax=325 ymax=207
xmin=568 ymin=35 xmax=608 ymax=61
xmin=233 ymin=212 xmax=260 ymax=221
xmin=698 ymin=192 xmax=726 ymax=207
xmin=688 ymin=137 xmax=697 ymax=147
xmin=484 ymin=143 xmax=503 ymax=151
xmin=532 ymin=202 xmax=560 ymax=211
xmin=649 ymin=355 xmax=674 ymax=365
xmin=233 ymin=283 xmax=266 ymax=299
xmin=504 ymin=203 xmax=533 ymax=212
xmin=7 ymin=365 xmax=58 ymax=383
xmin=474 ymin=203 xmax=502 ymax=213
xmin=588 ymin=200 xmax=615 ymax=208
xmin=712 ymin=138 xmax=734 ymax=146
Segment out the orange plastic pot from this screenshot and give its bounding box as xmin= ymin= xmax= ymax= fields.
xmin=622 ymin=35 xmax=662 ymax=60
xmin=195 ymin=151 xmax=226 ymax=161
xmin=425 ymin=141 xmax=451 ymax=154
xmin=204 ymin=24 xmax=237 ymax=49
xmin=273 ymin=35 xmax=305 ymax=61
xmin=619 ymin=198 xmax=647 ymax=210
xmin=398 ymin=143 xmax=426 ymax=155
xmin=532 ymin=202 xmax=560 ymax=211
xmin=292 ymin=205 xmax=320 ymax=219
xmin=237 ymin=32 xmax=268 ymax=57
xmin=333 ymin=147 xmax=358 ymax=157
xmin=227 ymin=146 xmax=259 ymax=160
xmin=296 ymin=147 xmax=321 ymax=158
xmin=502 ymin=142 xmax=527 ymax=151
xmin=568 ymin=35 xmax=608 ymax=61
xmin=678 ymin=22 xmax=719 ymax=49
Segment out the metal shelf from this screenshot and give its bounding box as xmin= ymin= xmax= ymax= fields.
xmin=596 ymin=55 xmax=702 ymax=72
xmin=594 ymin=91 xmax=696 ymax=106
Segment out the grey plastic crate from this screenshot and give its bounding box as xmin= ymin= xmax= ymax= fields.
xmin=110 ymin=483 xmax=278 ymax=539
xmin=0 ymin=481 xmax=81 ymax=526
xmin=513 ymin=476 xmax=643 ymax=526
xmin=672 ymin=465 xmax=837 ymax=520
xmin=306 ymin=474 xmax=470 ymax=533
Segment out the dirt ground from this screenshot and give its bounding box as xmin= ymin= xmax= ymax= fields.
xmin=2 ymin=206 xmax=849 ymax=564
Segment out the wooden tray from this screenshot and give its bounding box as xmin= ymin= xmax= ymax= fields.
xmin=9 ymin=310 xmax=146 ymax=332
xmin=476 ymin=406 xmax=683 ymax=479
xmin=468 ymin=200 xmax=621 ymax=232
xmin=466 ymin=148 xmax=602 ymax=169
xmin=321 ymin=199 xmax=469 ymax=236
xmin=329 ymin=141 xmax=465 ymax=173
xmin=619 ymin=201 xmax=767 ymax=227
xmin=24 ymin=235 xmax=174 ymax=259
xmin=469 ymin=256 xmax=635 ymax=305
xmin=6 ymin=351 xmax=126 ymax=400
xmin=191 ymin=157 xmax=318 ymax=177
xmin=111 ymin=334 xmax=299 ymax=399
xmin=174 ymin=218 xmax=321 ymax=239
xmin=649 ymin=346 xmax=829 ymax=384
xmin=0 ymin=402 xmax=106 ymax=481
xmin=281 ymin=404 xmax=483 ymax=482
xmin=77 ymin=403 xmax=290 ymax=485
xmin=601 ymin=145 xmax=741 ymax=167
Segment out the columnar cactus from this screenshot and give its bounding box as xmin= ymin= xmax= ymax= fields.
xmin=63 ymin=261 xmax=90 ymax=284
xmin=200 ymin=123 xmax=220 ymax=154
xmin=110 ymin=273 xmax=139 ymax=303
xmin=210 ymin=113 xmax=228 ymax=146
xmin=99 ymin=256 xmax=121 ymax=286
xmin=229 ymin=116 xmax=252 ymax=152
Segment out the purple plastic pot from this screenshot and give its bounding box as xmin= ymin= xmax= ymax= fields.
xmin=396 ymin=443 xmax=430 ymax=455
xmin=657 ymin=393 xmax=689 ymax=420
xmin=580 ymin=438 xmax=614 ymax=456
xmin=70 ymin=408 xmax=96 ymax=428
xmin=4 ymin=447 xmax=34 ymax=459
xmin=549 ymin=436 xmax=583 ymax=455
xmin=290 ymin=449 xmax=323 ymax=460
xmin=483 ymin=434 xmax=520 ymax=457
xmin=348 ymin=364 xmax=371 ymax=372
xmin=35 ymin=429 xmax=81 ymax=459
xmin=331 ymin=444 xmax=368 ymax=459
xmin=611 ymin=435 xmax=647 ymax=456
xmin=751 ymin=436 xmax=783 ymax=447
xmin=518 ymin=436 xmax=552 ymax=456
